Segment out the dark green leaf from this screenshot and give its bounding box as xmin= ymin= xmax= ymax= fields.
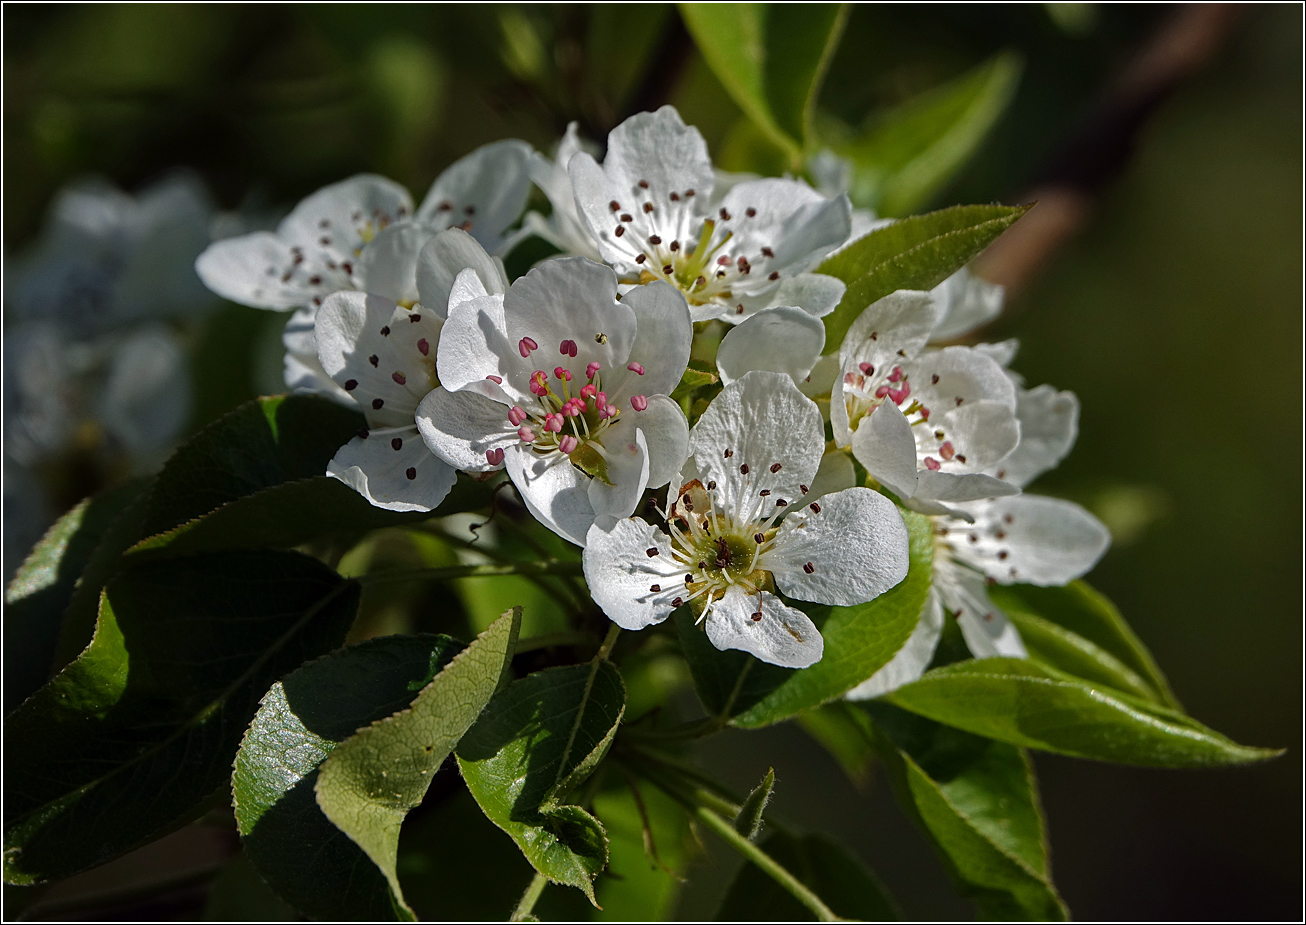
xmin=735 ymin=767 xmax=775 ymax=840
xmin=4 ymin=480 xmax=145 ymax=710
xmin=859 ymin=703 xmax=1066 ymax=920
xmin=1005 ymin=610 xmax=1161 ymax=705
xmin=674 ymin=607 xmax=788 ymax=719
xmin=732 ymin=509 xmax=934 ymax=728
xmin=764 ymin=4 xmax=849 ymax=146
xmin=314 ymin=608 xmax=521 ymax=918
xmin=233 ymin=633 xmax=464 ymax=920
xmin=884 ymin=658 xmax=1282 ymax=767
xmin=3 ymin=550 xmax=359 ymax=885
xmin=816 ymin=204 xmax=1031 ymax=350
xmin=844 ymin=52 xmax=1022 ymax=215
xmin=716 ymin=830 xmax=899 ymax=921
xmin=988 ymin=581 xmax=1179 ymax=708
xmin=456 ymin=660 xmax=627 ymax=903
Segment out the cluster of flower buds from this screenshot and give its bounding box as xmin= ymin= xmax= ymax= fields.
xmin=197 ymin=106 xmax=1109 ymax=673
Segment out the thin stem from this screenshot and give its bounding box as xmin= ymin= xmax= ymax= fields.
xmin=553 ymin=624 xmax=622 ymax=791
xmin=514 ymin=631 xmax=601 ymax=654
xmin=509 ymin=871 xmax=548 ymax=922
xmin=693 ymin=806 xmax=841 ymax=922
xmin=357 ymin=560 xmax=583 ymax=587
xmin=419 ymin=525 xmax=586 ymax=613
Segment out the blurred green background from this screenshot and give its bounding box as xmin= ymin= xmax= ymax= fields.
xmin=4 ymin=4 xmax=1300 ymax=919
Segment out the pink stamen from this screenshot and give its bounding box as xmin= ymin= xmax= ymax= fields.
xmin=544 ymin=413 xmax=563 ymax=433
xmin=627 ymin=362 xmax=645 ymax=375
xmin=580 ymin=383 xmax=597 ymax=401
xmin=559 ymin=435 xmax=579 ymax=454
xmin=486 ymin=448 xmax=505 ymax=466
xmin=845 ymin=372 xmax=858 ymax=385
xmin=559 ymin=339 xmax=578 ymax=357
xmin=508 ymin=406 xmax=527 ymax=426
xmin=554 ymin=366 xmax=573 ymax=381
xmin=601 ymin=403 xmax=619 ymax=419
xmin=517 ymin=426 xmax=536 ymax=442
xmin=485 ymin=375 xmax=502 ymax=384
xmin=888 ymin=365 xmax=904 ymax=383
xmin=859 ymin=362 xmax=874 ymax=375
xmin=939 ymin=441 xmax=956 ymax=461
xmin=518 ymin=336 xmax=538 ymax=358
xmin=595 ymin=391 xmax=607 ymax=407
xmin=919 ymin=406 xmax=930 ymax=421
xmin=924 ymin=457 xmax=941 ymax=471
xmin=874 ymin=384 xmax=891 ymax=399
xmin=888 ymin=387 xmax=908 ymax=405
xmin=630 ymin=395 xmax=648 ymax=411
xmin=530 ymin=371 xmax=549 ymax=396
xmin=586 ymin=361 xmax=601 ymax=379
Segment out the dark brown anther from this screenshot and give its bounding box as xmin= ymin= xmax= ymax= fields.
xmin=955 ymin=397 xmax=964 ymax=406
xmin=409 ymin=313 xmax=421 ymax=323
xmin=372 ymin=398 xmax=384 ymax=409
xmin=643 ymin=203 xmax=654 ymax=213
xmin=768 ymin=271 xmax=780 ymax=281
xmin=380 ymin=326 xmax=390 ymax=336
xmin=670 ymin=240 xmax=680 ymax=251
xmin=638 ymin=179 xmax=649 ymax=189
xmin=759 ymin=489 xmax=771 ymax=496
xmin=369 ymin=354 xmax=379 ymax=367
xmin=810 ymin=502 xmax=821 ymax=513
xmin=464 ymin=205 xmax=475 ymax=215
xmin=770 ymin=463 xmax=782 ymax=473
xmin=662 ymin=264 xmax=673 ymax=274
xmin=392 ymin=371 xmax=406 ymax=385
xmin=724 ymin=448 xmax=733 ymax=458
xmin=775 ymin=499 xmax=787 ymax=507
xmin=621 ymin=213 xmax=633 ymax=222
xmin=684 ymin=573 xmax=694 ymax=584
xmin=803 ymin=562 xmax=815 ymax=574
xmin=799 ymin=484 xmax=808 ymax=494
xmin=615 ymin=226 xmax=625 ymax=237
xmin=610 ymin=200 xmax=620 ymax=211
xmin=719 ymin=208 xmax=731 ymax=220
xmin=932 ymin=374 xmax=940 ymax=384
xmin=636 ymin=254 xmax=647 ymax=264
xmin=740 ymin=463 xmax=749 ymax=474
xmin=746 ymin=207 xmax=756 ymax=217
xmin=761 ymin=246 xmax=774 ymax=258
xmin=750 ymin=611 xmax=763 ymax=622
xmin=646 ymin=547 xmax=659 ymax=557
xmin=670 ymin=192 xmax=680 ymax=201
xmin=650 ymin=583 xmax=661 ymax=592
xmin=707 ymin=480 xmax=716 ymax=490
xmin=998 ymin=550 xmax=1009 ymax=560
xmin=344 ymin=379 xmax=358 ymax=391
xmin=672 ymin=596 xmax=684 ymax=607
xmin=406 ymin=467 xmax=417 ymax=480
xmin=391 ymin=437 xmax=403 ymax=450
xmin=957 ymin=454 xmax=967 ymax=463
xmin=649 ymin=235 xmax=662 ymax=245
xmin=357 ymin=428 xmax=370 ymax=439
xmin=754 ymin=532 xmax=765 ymax=543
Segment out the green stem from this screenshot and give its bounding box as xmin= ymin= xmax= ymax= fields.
xmin=553 ymin=624 xmax=621 ymax=791
xmin=357 ymin=560 xmax=583 ymax=587
xmin=693 ymin=806 xmax=841 ymax=922
xmin=420 ymin=524 xmax=587 ymax=613
xmin=509 ymin=871 xmax=548 ymax=922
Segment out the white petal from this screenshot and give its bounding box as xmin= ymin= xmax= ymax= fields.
xmin=717 ymin=179 xmax=851 ymax=276
xmin=195 ymin=232 xmax=342 ymax=310
xmin=624 ymin=395 xmax=689 ymax=489
xmin=767 ymin=487 xmax=909 ymax=606
xmin=414 ymin=227 xmax=509 ymax=321
xmin=504 ymin=446 xmax=596 ymax=547
xmin=315 ymin=292 xmax=441 ymax=428
xmin=278 ymin=174 xmax=414 ymax=260
xmin=526 ymin=124 xmax=604 ymax=260
xmin=941 ymin=567 xmax=1027 ymax=658
xmin=908 ymin=345 xmax=1017 ymax=412
xmin=839 ymin=289 xmax=939 ymax=383
xmin=928 ymin=267 xmax=1005 ymax=341
xmin=610 ymin=281 xmax=693 ymax=400
xmin=327 ymin=426 xmax=456 ymax=513
xmin=94 ymin=326 xmax=190 ymax=458
xmin=717 ymin=306 xmax=826 ymax=386
xmin=415 ymin=140 xmax=535 ymax=252
xmin=599 ymin=106 xmax=714 ymax=212
xmin=850 ymin=401 xmax=919 ymax=499
xmin=704 ymin=586 xmax=823 ymax=669
xmin=948 ymin=494 xmax=1110 ymax=586
xmin=415 ymin=386 xmax=515 ymax=472
xmin=503 ymin=256 xmax=636 ymax=386
xmin=689 ymin=371 xmax=824 ymax=521
xmin=582 ymin=519 xmax=685 ymax=630
xmin=282 ymin=306 xmax=355 ymax=405
xmin=354 ymin=221 xmax=432 ymax=305
xmin=587 ymin=426 xmax=650 ymax=526
xmin=807 ymin=449 xmax=856 ymax=501
xmin=973 ymin=338 xmax=1020 ymax=370
xmin=991 ymin=385 xmax=1080 ymax=488
xmin=734 ymin=272 xmax=846 ymax=322
xmin=845 ymin=589 xmax=945 ymax=700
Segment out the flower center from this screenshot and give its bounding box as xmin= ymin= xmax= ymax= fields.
xmin=844 ymin=364 xmax=968 ymax=470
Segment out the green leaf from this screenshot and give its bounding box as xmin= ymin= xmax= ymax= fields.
xmin=233 ymin=633 xmax=465 ymax=920
xmin=732 ymin=509 xmax=934 ymax=728
xmin=680 ymin=4 xmax=847 ymax=159
xmin=735 ymin=767 xmax=775 ymax=840
xmin=456 ymin=660 xmax=627 ymax=903
xmin=4 ymin=480 xmax=145 ymax=710
xmin=716 ymin=830 xmax=900 ymax=921
xmin=884 ymin=658 xmax=1282 ymax=768
xmin=670 ymin=363 xmax=720 ymax=403
xmin=988 ymin=581 xmax=1179 ymax=708
xmin=859 ymin=702 xmax=1066 ymax=920
xmin=590 ymin=780 xmax=692 ymax=921
xmin=816 ymin=203 xmax=1031 ymax=351
xmin=1004 ymin=610 xmax=1162 ymax=705
xmin=314 ymin=607 xmax=522 ymax=918
xmin=843 ymin=52 xmax=1023 ymax=216
xmin=3 ymin=550 xmax=359 ymax=885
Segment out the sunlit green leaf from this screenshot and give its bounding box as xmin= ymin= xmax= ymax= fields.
xmin=456 ymin=660 xmax=627 ymax=903
xmin=233 ymin=634 xmax=465 ymax=920
xmin=884 ymin=658 xmax=1281 ymax=767
xmin=816 ymin=203 xmax=1030 ymax=351
xmin=314 ymin=608 xmax=521 ymax=918
xmin=1005 ymin=610 xmax=1161 ymax=705
xmin=4 ymin=551 xmax=359 ymax=885
xmin=591 ymin=780 xmax=692 ymax=921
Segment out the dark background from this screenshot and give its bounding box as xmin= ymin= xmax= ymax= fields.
xmin=4 ymin=4 xmax=1301 ymax=920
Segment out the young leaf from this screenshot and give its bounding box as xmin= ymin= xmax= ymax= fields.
xmin=456 ymin=661 xmax=627 ymax=904
xmin=884 ymin=658 xmax=1282 ymax=767
xmin=735 ymin=768 xmax=776 ymax=840
xmin=233 ymin=634 xmax=465 ymax=920
xmin=988 ymin=580 xmax=1179 ymax=708
xmin=1005 ymin=610 xmax=1162 ymax=705
xmin=815 ymin=203 xmax=1030 ymax=350
xmin=858 ymin=702 xmax=1067 ymax=920
xmin=715 ymin=830 xmax=900 ymax=921
xmin=314 ymin=607 xmax=522 ymax=918
xmin=731 ymin=509 xmax=934 ymax=728
xmin=4 ymin=550 xmax=359 ymax=885
xmin=844 ymin=52 xmax=1023 ymax=216
xmin=4 ymin=479 xmax=145 ymax=710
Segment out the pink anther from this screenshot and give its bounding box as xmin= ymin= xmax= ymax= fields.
xmin=874 ymin=384 xmax=891 ymax=399
xmin=586 ymin=361 xmax=601 ymax=379
xmin=923 ymin=456 xmax=941 ymax=471
xmin=486 ymin=448 xmax=505 ymax=466
xmin=627 ymin=362 xmax=645 ymax=375
xmin=517 ymin=426 xmax=536 ymax=442
xmin=580 ymin=383 xmax=597 ymax=401
xmin=543 ymin=413 xmax=563 ymax=433
xmin=518 ymin=336 xmax=539 ymax=358
xmin=859 ymin=362 xmax=874 ymax=375
xmin=508 ymin=406 xmax=527 ymax=426
xmin=485 ymin=375 xmax=502 ymax=384
xmin=559 ymin=339 xmax=578 ymax=357
xmin=939 ymin=441 xmax=956 ymax=461
xmin=888 ymin=365 xmax=904 ymax=383
xmin=554 ymin=366 xmax=573 ymax=381
xmin=630 ymin=395 xmax=649 ymax=411
xmin=559 ymin=435 xmax=579 ymax=454
xmin=530 ymin=371 xmax=549 ymax=396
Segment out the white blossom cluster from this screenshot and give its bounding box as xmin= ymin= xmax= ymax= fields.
xmin=197 ymin=106 xmax=1110 ymax=674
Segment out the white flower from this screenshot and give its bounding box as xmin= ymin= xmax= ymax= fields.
xmin=6 ymin=174 xmax=217 ymax=333
xmin=565 ymin=106 xmax=851 ymax=325
xmin=928 ymin=267 xmax=1005 ymax=342
xmin=832 ymin=290 xmax=1022 ymax=512
xmin=583 ymin=371 xmax=910 ymax=669
xmin=519 ymin=123 xmax=604 ymax=262
xmin=195 ymin=141 xmax=534 ymax=400
xmin=848 ymin=382 xmax=1110 ymax=699
xmin=416 ymin=257 xmax=692 ymax=545
xmin=314 ymin=229 xmax=508 ymax=512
